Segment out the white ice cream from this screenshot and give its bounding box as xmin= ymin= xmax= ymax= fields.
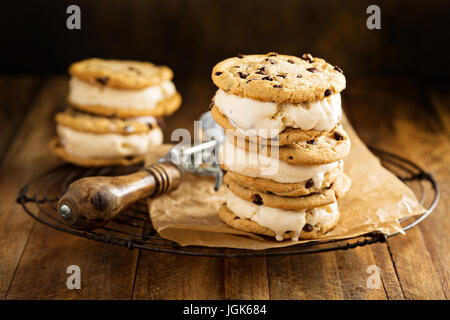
xmin=227 ymin=193 xmax=339 ymax=241
xmin=214 ymin=89 xmax=342 ymax=139
xmin=68 ymin=77 xmax=176 ymax=110
xmin=127 ymin=115 xmax=159 ymax=126
xmin=57 ymin=125 xmax=163 ymax=159
xmin=219 ymin=139 xmax=340 ymax=185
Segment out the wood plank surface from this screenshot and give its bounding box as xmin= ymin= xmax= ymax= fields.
xmin=0 ymin=75 xmax=448 ymax=300
xmin=345 ymin=78 xmax=449 ymax=300
xmin=133 ymin=251 xmax=225 ymax=299
xmin=0 ymin=79 xmax=65 ymax=298
xmin=223 ymin=256 xmax=270 ymax=300
xmin=0 ymin=76 xmax=43 ymax=165
xmin=268 ymin=252 xmax=343 ymax=299
xmin=1 ymin=77 xmax=139 ymax=299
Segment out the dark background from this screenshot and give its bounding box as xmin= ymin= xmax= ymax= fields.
xmin=1 ymin=0 xmax=450 ymax=82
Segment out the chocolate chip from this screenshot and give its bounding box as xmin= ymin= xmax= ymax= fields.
xmin=262 ymin=76 xmax=273 ymax=81
xmin=303 ymin=223 xmax=314 ymax=232
xmin=124 ymin=125 xmax=134 ymax=133
xmin=287 ymin=59 xmax=295 ymax=64
xmin=232 ymin=65 xmax=240 ymax=68
xmin=128 ymin=66 xmax=142 ymax=74
xmin=234 ymin=216 xmax=240 ymax=220
xmin=215 ymin=71 xmax=223 ymax=76
xmin=147 ymin=123 xmax=153 ymax=130
xmin=246 ymin=79 xmax=252 ymax=84
xmin=296 ymin=74 xmax=302 ymax=78
xmin=259 ymin=66 xmax=265 ymax=71
xmin=96 ymin=76 xmax=110 ymax=85
xmin=301 ymin=53 xmax=314 ymax=63
xmin=273 ymin=84 xmax=282 ymax=88
xmin=125 ymin=156 xmax=134 ymax=160
xmin=288 ymin=156 xmax=293 ymax=160
xmin=307 ymin=139 xmax=317 ymax=145
xmin=237 ymin=53 xmax=244 ymax=58
xmin=267 ymin=52 xmax=278 ymax=56
xmin=334 ymin=131 xmax=344 ymax=141
xmin=276 ymin=73 xmax=286 ymax=78
xmin=334 ymin=65 xmax=343 ymax=73
xmin=324 ymin=89 xmax=332 ymax=96
xmin=305 ymin=178 xmax=314 ymax=188
xmin=255 ymin=70 xmax=265 ymax=75
xmin=237 ymin=71 xmax=248 ymax=79
xmin=306 ymin=67 xmax=318 ymax=73
xmin=252 ymin=194 xmax=263 ymax=205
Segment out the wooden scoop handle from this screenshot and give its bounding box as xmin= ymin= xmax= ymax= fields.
xmin=57 ymin=162 xmax=181 ymax=230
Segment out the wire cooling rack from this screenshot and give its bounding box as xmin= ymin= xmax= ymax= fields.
xmin=16 ymin=147 xmax=439 ymax=257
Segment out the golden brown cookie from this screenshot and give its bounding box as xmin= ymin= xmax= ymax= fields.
xmin=49 ymin=138 xmax=145 ymax=167
xmin=222 ymin=162 xmax=343 ymax=197
xmin=212 ymin=53 xmax=345 ymax=103
xmin=224 ymin=172 xmax=351 ymax=210
xmin=69 ymin=58 xmax=173 ymax=90
xmin=226 ymin=126 xmax=351 ymax=165
xmin=219 ymin=204 xmax=339 ymax=240
xmin=211 ymin=105 xmax=334 ymax=146
xmin=55 ymin=108 xmax=162 ymax=135
xmin=68 ymin=91 xmax=182 ymax=118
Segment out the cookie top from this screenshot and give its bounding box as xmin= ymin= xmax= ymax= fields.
xmin=55 ymin=108 xmax=162 ymax=135
xmin=212 ymin=53 xmax=345 ymax=103
xmin=69 ymin=58 xmax=173 ymax=90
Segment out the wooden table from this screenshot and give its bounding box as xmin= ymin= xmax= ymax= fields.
xmin=0 ymin=75 xmax=448 ymax=300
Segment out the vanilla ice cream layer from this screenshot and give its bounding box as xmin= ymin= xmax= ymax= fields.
xmin=69 ymin=77 xmax=176 ymax=110
xmin=128 ymin=115 xmax=158 ymax=126
xmin=219 ymin=139 xmax=340 ymax=185
xmin=227 ymin=193 xmax=339 ymax=241
xmin=57 ymin=125 xmax=163 ymax=159
xmin=215 ymin=89 xmax=341 ymax=139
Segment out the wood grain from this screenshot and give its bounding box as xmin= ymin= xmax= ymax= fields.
xmin=268 ymin=253 xmax=344 ymax=299
xmin=0 ymin=76 xmax=42 ymax=165
xmin=132 ymin=251 xmax=225 ymax=299
xmin=383 ymin=86 xmax=449 ymax=300
xmin=58 ymin=162 xmax=181 ymax=230
xmin=1 ymin=78 xmax=139 ymax=299
xmin=0 ymin=77 xmax=63 ymax=299
xmin=345 ymin=78 xmax=449 ymax=300
xmin=224 ymin=255 xmax=270 ymax=299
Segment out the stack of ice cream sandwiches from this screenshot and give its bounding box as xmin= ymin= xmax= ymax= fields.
xmin=211 ymin=52 xmax=351 ymax=241
xmin=51 ymin=58 xmax=181 ymax=167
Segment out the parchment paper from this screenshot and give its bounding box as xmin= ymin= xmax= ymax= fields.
xmin=147 ymin=116 xmax=426 ymax=249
